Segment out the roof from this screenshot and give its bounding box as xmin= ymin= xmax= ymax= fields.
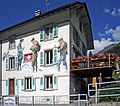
xmin=0 ymin=1 xmax=85 ymax=33
xmin=0 ymin=1 xmax=94 ymax=50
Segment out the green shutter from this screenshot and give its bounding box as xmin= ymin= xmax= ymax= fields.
xmin=53 ymin=23 xmax=58 ymax=38
xmin=32 ymin=77 xmax=36 ymax=91
xmin=6 ymin=57 xmax=9 ymax=71
xmin=15 ymin=56 xmax=18 ymax=70
xmin=40 ymin=76 xmax=44 ymax=90
xmin=21 ymin=79 xmax=24 ymax=91
xmin=40 ymin=51 xmax=44 ymax=66
xmin=53 ymin=48 xmax=58 ymax=64
xmin=40 ymin=27 xmax=44 ymax=41
xmin=53 ymin=76 xmax=58 ymax=90
xmin=15 ymin=79 xmax=18 ymax=95
xmin=6 ymin=80 xmax=9 ymax=95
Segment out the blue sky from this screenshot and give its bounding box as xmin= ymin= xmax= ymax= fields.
xmin=0 ymin=0 xmax=120 ymax=53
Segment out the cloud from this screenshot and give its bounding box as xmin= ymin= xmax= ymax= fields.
xmin=98 ymin=25 xmax=120 ymax=41
xmin=111 ymin=8 xmax=120 ymax=16
xmin=97 ymin=24 xmax=109 ymax=36
xmin=105 ymin=25 xmax=120 ymax=41
xmin=97 ymin=32 xmax=105 ymax=36
xmin=104 ymin=8 xmax=120 ymax=16
xmin=105 ymin=24 xmax=109 ymax=30
xmin=88 ymin=38 xmax=116 ymax=54
xmin=104 ymin=8 xmax=110 ymax=13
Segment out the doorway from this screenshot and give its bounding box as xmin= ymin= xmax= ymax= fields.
xmin=9 ymin=79 xmax=15 ymax=95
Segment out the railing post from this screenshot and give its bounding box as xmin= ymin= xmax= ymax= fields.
xmin=78 ymin=94 xmax=80 ymax=106
xmin=32 ymin=96 xmax=34 ymax=106
xmin=109 ymin=53 xmax=110 ymax=66
xmin=95 ymin=83 xmax=98 ymax=104
xmin=1 ymin=96 xmax=2 ymax=106
xmin=52 ymin=95 xmax=55 ymax=106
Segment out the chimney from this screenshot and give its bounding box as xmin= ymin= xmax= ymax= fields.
xmin=35 ymin=10 xmax=41 ymax=16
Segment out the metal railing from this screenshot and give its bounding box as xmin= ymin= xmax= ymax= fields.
xmin=0 ymin=94 xmax=88 ymax=106
xmin=88 ymin=80 xmax=120 ymax=104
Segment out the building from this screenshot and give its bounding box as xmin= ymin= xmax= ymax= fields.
xmin=0 ymin=39 xmax=2 ymax=96
xmin=0 ymin=1 xmax=94 ymax=98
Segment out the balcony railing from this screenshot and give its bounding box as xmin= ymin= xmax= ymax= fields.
xmin=71 ymin=53 xmax=120 ymax=70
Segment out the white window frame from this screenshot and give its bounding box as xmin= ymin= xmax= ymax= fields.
xmin=25 ymin=77 xmax=32 ymax=90
xmin=45 ymin=76 xmax=53 ymax=90
xmin=9 ymin=36 xmax=16 ymax=49
xmin=9 ymin=56 xmax=15 ymax=70
xmin=44 ymin=25 xmax=54 ymax=40
xmin=44 ymin=49 xmax=53 ymax=65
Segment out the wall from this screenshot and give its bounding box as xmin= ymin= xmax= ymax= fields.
xmin=2 ymin=21 xmax=70 ymax=96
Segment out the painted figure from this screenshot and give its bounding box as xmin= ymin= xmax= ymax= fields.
xmin=3 ymin=51 xmax=9 ymax=61
xmin=57 ymin=38 xmax=67 ymax=71
xmin=17 ymin=38 xmax=24 ymax=71
xmin=30 ymin=38 xmax=41 ymax=71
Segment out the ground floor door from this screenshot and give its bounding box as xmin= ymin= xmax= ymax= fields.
xmin=9 ymin=79 xmax=15 ymax=95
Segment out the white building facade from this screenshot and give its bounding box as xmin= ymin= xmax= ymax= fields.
xmin=0 ymin=2 xmax=94 ymax=97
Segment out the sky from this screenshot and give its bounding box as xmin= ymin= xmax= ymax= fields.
xmin=0 ymin=0 xmax=120 ymax=54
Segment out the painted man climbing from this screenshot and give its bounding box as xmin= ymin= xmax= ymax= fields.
xmin=30 ymin=38 xmax=41 ymax=71
xmin=17 ymin=38 xmax=24 ymax=71
xmin=57 ymin=38 xmax=67 ymax=71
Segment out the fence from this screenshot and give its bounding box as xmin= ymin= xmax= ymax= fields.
xmin=88 ymin=80 xmax=120 ymax=104
xmin=0 ymin=94 xmax=88 ymax=106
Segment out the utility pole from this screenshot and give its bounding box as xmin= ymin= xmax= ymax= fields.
xmin=46 ymin=0 xmax=49 ymax=12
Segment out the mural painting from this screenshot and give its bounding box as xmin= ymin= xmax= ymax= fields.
xmin=30 ymin=38 xmax=41 ymax=71
xmin=3 ymin=51 xmax=9 ymax=61
xmin=57 ymin=38 xmax=67 ymax=71
xmin=17 ymin=38 xmax=24 ymax=71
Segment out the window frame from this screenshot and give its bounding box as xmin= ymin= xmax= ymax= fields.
xmin=25 ymin=77 xmax=32 ymax=91
xmin=9 ymin=36 xmax=16 ymax=50
xmin=45 ymin=76 xmax=53 ymax=90
xmin=44 ymin=24 xmax=54 ymax=41
xmin=44 ymin=49 xmax=53 ymax=66
xmin=9 ymin=56 xmax=15 ymax=70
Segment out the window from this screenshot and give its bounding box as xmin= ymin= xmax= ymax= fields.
xmin=40 ymin=23 xmax=58 ymax=41
xmin=45 ymin=76 xmax=53 ymax=90
xmin=40 ymin=76 xmax=58 ymax=90
xmin=25 ymin=77 xmax=32 ymax=90
xmin=9 ymin=36 xmax=16 ymax=49
xmin=6 ymin=56 xmax=18 ymax=71
xmin=45 ymin=26 xmax=53 ymax=40
xmin=9 ymin=57 xmax=15 ymax=70
xmin=45 ymin=49 xmax=53 ymax=65
xmin=21 ymin=77 xmax=36 ymax=91
xmin=40 ymin=48 xmax=58 ymax=66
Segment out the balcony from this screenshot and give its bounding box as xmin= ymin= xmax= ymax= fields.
xmin=70 ymin=53 xmax=120 ymax=77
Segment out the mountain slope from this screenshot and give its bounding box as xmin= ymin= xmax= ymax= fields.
xmin=98 ymin=43 xmax=120 ymax=56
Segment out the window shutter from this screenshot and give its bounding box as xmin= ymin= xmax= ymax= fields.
xmin=15 ymin=56 xmax=18 ymax=70
xmin=53 ymin=23 xmax=58 ymax=38
xmin=40 ymin=27 xmax=44 ymax=41
xmin=21 ymin=79 xmax=24 ymax=91
xmin=40 ymin=76 xmax=44 ymax=90
xmin=6 ymin=57 xmax=9 ymax=71
xmin=40 ymin=51 xmax=44 ymax=66
xmin=15 ymin=79 xmax=18 ymax=95
xmin=53 ymin=48 xmax=58 ymax=64
xmin=6 ymin=80 xmax=9 ymax=95
xmin=53 ymin=76 xmax=58 ymax=90
xmin=32 ymin=77 xmax=36 ymax=91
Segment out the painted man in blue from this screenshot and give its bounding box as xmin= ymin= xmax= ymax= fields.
xmin=57 ymin=38 xmax=67 ymax=71
xmin=17 ymin=38 xmax=24 ymax=71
